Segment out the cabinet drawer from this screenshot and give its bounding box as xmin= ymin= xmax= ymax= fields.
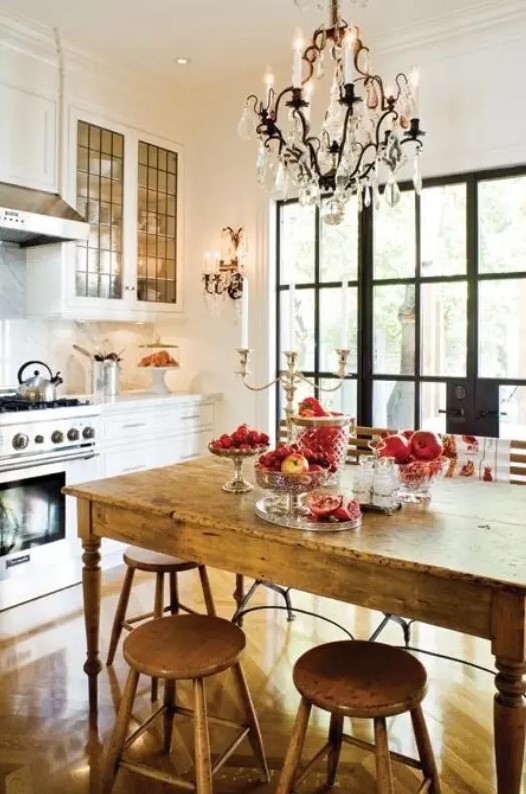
xmin=103 ymin=447 xmax=149 ymax=478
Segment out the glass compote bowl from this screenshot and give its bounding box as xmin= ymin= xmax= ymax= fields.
xmin=254 ymin=465 xmax=331 ymax=527
xmin=208 ymin=443 xmax=269 ymax=494
xmin=396 ymin=457 xmax=449 ymax=504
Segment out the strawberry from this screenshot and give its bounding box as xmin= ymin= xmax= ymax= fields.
xmin=298 ymin=397 xmax=327 ymax=417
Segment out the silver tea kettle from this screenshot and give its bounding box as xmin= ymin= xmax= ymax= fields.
xmin=17 ymin=360 xmax=63 ymax=402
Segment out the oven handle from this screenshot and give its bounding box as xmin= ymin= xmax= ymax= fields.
xmin=0 ymin=448 xmax=98 ymax=473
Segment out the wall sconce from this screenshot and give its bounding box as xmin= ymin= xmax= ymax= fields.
xmin=202 ymin=226 xmax=246 ymax=300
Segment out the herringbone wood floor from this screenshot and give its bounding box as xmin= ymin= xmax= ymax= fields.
xmin=0 ymin=562 xmax=524 ymax=793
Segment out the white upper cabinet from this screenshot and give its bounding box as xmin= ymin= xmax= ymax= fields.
xmin=26 ymin=107 xmax=184 ymax=321
xmin=0 ymin=82 xmax=57 ymax=192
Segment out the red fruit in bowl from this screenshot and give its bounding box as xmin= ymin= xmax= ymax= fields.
xmin=401 ymin=429 xmax=413 ymax=441
xmin=281 ymin=453 xmax=310 ymax=474
xmin=258 ymin=432 xmax=270 ymax=446
xmin=377 ymin=433 xmax=411 ymax=464
xmin=309 ymin=463 xmax=324 ymax=472
xmin=298 ymin=397 xmax=327 ymax=417
xmin=410 ymin=430 xmax=443 ymax=461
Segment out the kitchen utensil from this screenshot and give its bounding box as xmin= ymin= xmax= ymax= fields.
xmin=73 ymin=344 xmax=92 ymax=358
xmin=92 ymin=358 xmax=120 ymax=398
xmin=16 ymin=360 xmax=63 ymax=402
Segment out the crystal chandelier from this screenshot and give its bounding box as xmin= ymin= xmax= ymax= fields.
xmin=238 ymin=0 xmax=425 ymax=224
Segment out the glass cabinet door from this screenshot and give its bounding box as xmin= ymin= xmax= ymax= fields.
xmin=137 ymin=140 xmax=178 ymax=304
xmin=76 ymin=121 xmax=124 ymax=299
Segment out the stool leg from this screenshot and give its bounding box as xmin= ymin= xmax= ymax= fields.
xmin=106 ymin=567 xmax=134 ymax=666
xmin=198 ymin=565 xmax=216 ymax=616
xmin=411 ymin=705 xmax=442 ymax=794
xmin=275 ymin=696 xmax=312 ymax=794
xmin=231 ymin=662 xmax=270 ymax=782
xmin=169 ymin=571 xmax=179 ymax=614
xmin=151 ymin=572 xmax=164 ymax=701
xmin=326 ymin=712 xmax=344 ymax=786
xmin=163 ymin=678 xmax=176 ymax=754
xmin=193 ymin=677 xmax=212 ymax=794
xmin=373 ymin=717 xmax=395 ymax=794
xmin=101 ymin=668 xmax=139 ymax=794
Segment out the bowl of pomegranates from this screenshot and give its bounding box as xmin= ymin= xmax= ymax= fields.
xmin=209 ymin=424 xmax=270 ymax=493
xmin=255 ymin=443 xmax=331 ymax=495
xmin=374 ymin=429 xmax=447 ymax=504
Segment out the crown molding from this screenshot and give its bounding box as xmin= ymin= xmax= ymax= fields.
xmin=374 ymin=0 xmax=526 ymax=55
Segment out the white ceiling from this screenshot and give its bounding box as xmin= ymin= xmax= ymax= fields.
xmin=0 ymin=0 xmax=504 ymax=88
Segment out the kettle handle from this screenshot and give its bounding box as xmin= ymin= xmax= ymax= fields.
xmin=17 ymin=360 xmax=53 ymax=384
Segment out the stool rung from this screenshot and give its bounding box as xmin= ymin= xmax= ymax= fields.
xmin=294 ymin=742 xmax=331 ymax=786
xmin=211 ymin=726 xmax=250 ymax=776
xmin=174 ymin=704 xmax=246 ymax=731
xmin=342 ymin=733 xmax=422 ymax=770
xmin=120 ymin=759 xmax=195 ymax=791
xmin=416 ymin=780 xmax=432 ymax=793
xmin=123 ymin=704 xmax=166 ymax=751
xmin=163 ymin=603 xmax=200 ymax=616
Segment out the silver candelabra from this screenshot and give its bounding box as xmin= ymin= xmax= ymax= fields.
xmin=236 ymin=347 xmax=350 ymax=441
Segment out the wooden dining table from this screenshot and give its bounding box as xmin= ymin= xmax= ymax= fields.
xmin=65 ymin=456 xmax=526 ymax=794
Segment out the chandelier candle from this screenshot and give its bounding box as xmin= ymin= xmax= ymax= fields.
xmin=239 ymin=0 xmax=426 ymax=223
xmin=288 ymin=283 xmax=296 ymax=351
xmin=340 ymin=282 xmax=350 ymax=349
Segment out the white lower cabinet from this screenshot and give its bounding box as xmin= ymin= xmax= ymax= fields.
xmin=99 ymin=397 xmax=216 ymax=559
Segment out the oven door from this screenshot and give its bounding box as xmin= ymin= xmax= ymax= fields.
xmin=0 ymin=449 xmax=99 ymax=610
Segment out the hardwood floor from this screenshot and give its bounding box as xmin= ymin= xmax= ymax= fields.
xmin=0 ymin=563 xmax=524 ymax=793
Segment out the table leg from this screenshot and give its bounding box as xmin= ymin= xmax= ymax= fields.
xmin=234 ymin=574 xmax=245 ymax=627
xmin=494 ymin=656 xmax=526 ymax=794
xmin=82 ymin=537 xmax=102 ymax=720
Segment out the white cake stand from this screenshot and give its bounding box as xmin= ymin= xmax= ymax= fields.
xmin=141 ymin=366 xmax=180 ymax=394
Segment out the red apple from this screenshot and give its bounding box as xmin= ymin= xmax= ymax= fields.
xmin=400 ymin=429 xmax=413 ymax=442
xmin=377 ymin=433 xmax=411 ymax=464
xmin=410 ymin=430 xmax=443 ymax=461
xmin=281 ymin=452 xmax=310 ymax=474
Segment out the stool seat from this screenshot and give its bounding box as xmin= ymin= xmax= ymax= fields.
xmin=124 ymin=614 xmax=246 ymax=680
xmin=123 ymin=545 xmax=198 ymax=573
xmin=294 ymin=640 xmax=427 ymax=719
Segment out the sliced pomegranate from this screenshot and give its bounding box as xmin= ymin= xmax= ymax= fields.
xmin=305 ymin=492 xmax=343 ymax=517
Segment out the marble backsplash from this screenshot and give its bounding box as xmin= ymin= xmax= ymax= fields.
xmin=0 ymin=242 xmax=177 ymax=395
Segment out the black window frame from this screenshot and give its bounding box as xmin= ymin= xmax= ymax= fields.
xmin=275 ymin=163 xmax=526 ymax=432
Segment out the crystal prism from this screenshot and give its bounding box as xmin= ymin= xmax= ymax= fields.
xmin=273 ymin=160 xmax=288 ymax=200
xmin=364 ymin=185 xmax=371 ymax=208
xmin=384 ymin=173 xmax=401 ymax=207
xmin=237 ymin=105 xmax=254 ymax=141
xmin=413 ymin=153 xmax=423 ymax=195
xmin=256 ymin=142 xmax=268 ymax=184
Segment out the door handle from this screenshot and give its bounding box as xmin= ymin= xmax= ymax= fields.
xmin=477 ymin=410 xmax=507 ymax=418
xmin=438 ymin=407 xmax=465 ymax=418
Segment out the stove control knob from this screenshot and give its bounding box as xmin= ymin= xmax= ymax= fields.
xmin=51 ymin=430 xmax=64 ymax=444
xmin=67 ymin=428 xmax=80 ymax=441
xmin=34 ymin=435 xmax=44 ymax=444
xmin=82 ymin=426 xmax=95 ymax=440
xmin=12 ymin=433 xmax=29 ymax=450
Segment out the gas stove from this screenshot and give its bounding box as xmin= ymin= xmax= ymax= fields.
xmin=0 ymin=395 xmax=100 ymax=465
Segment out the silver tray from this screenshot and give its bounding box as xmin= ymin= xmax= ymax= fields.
xmin=255 ymin=496 xmax=362 ymax=533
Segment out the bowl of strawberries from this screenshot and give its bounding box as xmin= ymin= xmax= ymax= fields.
xmin=209 ymin=424 xmax=270 ymax=494
xmin=374 ymin=429 xmax=447 ymax=504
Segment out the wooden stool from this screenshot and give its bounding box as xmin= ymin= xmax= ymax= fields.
xmin=276 ymin=640 xmax=441 ymax=794
xmin=102 ymin=614 xmax=270 ymax=794
xmin=106 ymin=546 xmax=216 ymax=700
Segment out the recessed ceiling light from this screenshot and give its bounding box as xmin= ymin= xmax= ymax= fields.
xmin=175 ymin=57 xmax=191 ymax=66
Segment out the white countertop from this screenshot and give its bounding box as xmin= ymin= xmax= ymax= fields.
xmin=84 ymin=390 xmax=221 ymax=411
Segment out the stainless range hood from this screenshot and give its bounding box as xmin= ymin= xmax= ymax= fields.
xmin=0 ymin=183 xmax=89 ymax=247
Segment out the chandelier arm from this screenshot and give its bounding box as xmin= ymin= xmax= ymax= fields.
xmin=246 ymin=94 xmax=260 ymax=114
xmin=334 ymin=104 xmax=356 ymax=172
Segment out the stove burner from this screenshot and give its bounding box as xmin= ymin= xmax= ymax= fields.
xmin=0 ymin=397 xmax=90 ymax=413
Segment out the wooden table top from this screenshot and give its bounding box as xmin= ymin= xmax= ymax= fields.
xmin=64 ymin=456 xmax=526 ymax=594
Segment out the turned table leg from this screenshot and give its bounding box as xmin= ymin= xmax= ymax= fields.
xmin=234 ymin=574 xmax=245 ymax=627
xmin=82 ymin=537 xmax=102 ymax=719
xmin=494 ymin=657 xmax=526 ymax=794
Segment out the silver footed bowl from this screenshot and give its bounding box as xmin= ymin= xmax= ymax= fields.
xmin=255 ymin=465 xmax=330 ymax=495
